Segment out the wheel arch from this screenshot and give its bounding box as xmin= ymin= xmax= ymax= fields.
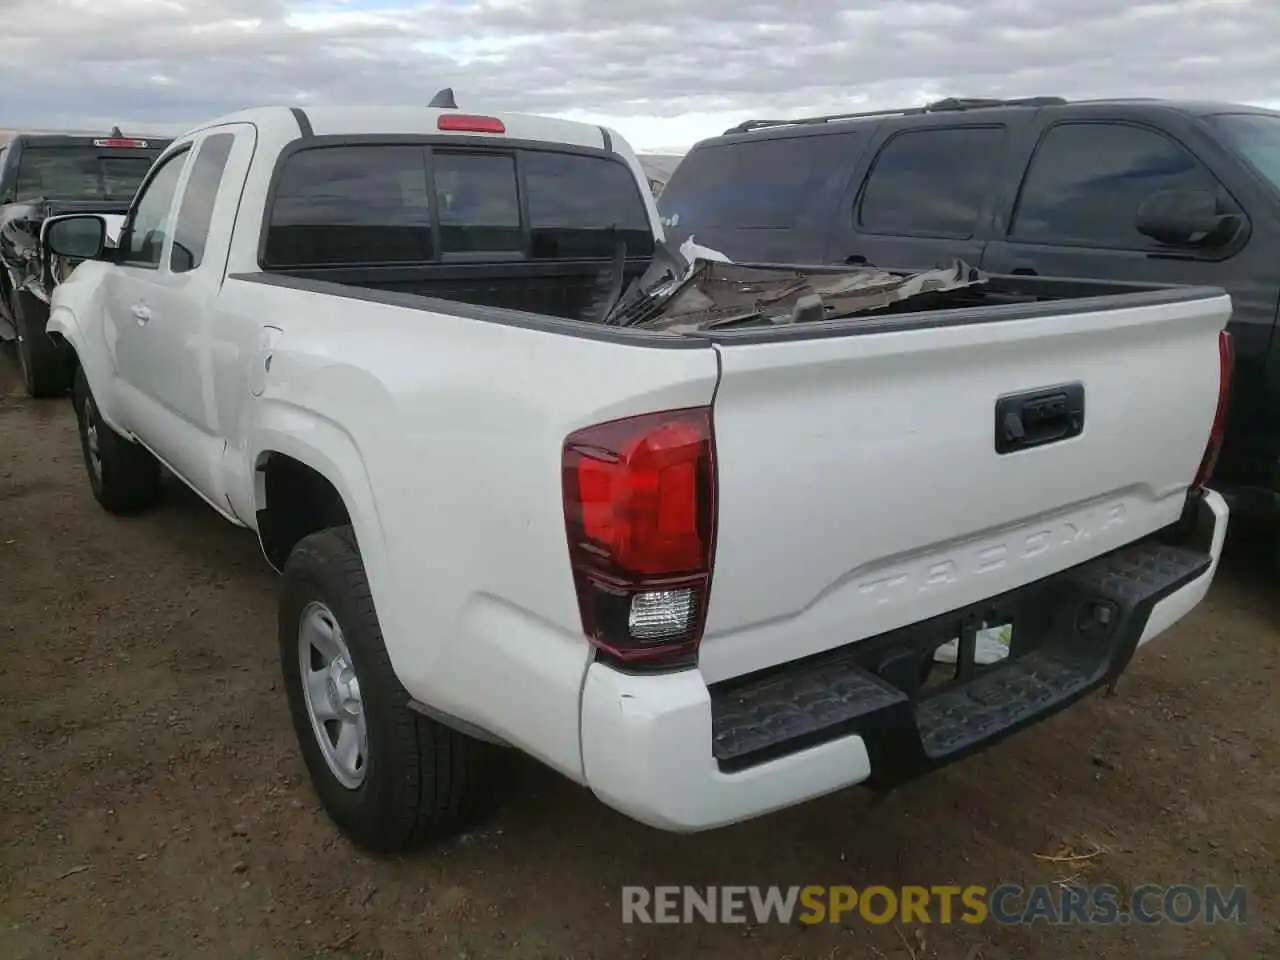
xmin=250 ymin=416 xmax=391 ymax=589
xmin=256 ymin=451 xmax=353 ymax=569
xmin=45 ymin=298 xmax=106 ymax=413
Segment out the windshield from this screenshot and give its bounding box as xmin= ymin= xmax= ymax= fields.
xmin=14 ymin=147 xmax=155 ymax=202
xmin=1205 ymin=113 xmax=1280 ymax=194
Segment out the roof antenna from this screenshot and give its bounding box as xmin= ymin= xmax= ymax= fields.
xmin=428 ymin=87 xmax=457 ymax=109
xmin=109 ymin=125 xmax=124 ymax=138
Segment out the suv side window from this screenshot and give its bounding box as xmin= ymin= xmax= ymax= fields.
xmin=659 ymin=133 xmax=862 ymax=232
xmin=170 ymin=133 xmax=235 ymax=273
xmin=858 ymin=126 xmax=1004 ymax=237
xmin=120 ymin=148 xmax=190 ymax=268
xmin=1011 ymin=122 xmax=1225 ymax=248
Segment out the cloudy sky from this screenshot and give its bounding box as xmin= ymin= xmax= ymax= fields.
xmin=1 ymin=0 xmax=1278 ymax=152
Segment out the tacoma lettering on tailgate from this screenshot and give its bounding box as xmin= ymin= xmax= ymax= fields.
xmin=856 ymin=502 xmax=1128 ymax=605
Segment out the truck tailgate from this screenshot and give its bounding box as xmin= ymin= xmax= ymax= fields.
xmin=698 ymin=289 xmax=1230 ymax=684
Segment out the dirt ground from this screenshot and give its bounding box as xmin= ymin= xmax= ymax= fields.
xmin=0 ymin=346 xmax=1276 ymax=960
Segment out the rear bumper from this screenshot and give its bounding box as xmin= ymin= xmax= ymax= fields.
xmin=1137 ymin=490 xmax=1228 ymax=646
xmin=580 ymin=490 xmax=1228 ymax=832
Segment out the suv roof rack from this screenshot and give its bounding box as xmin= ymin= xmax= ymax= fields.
xmin=722 ymin=95 xmax=1068 ymax=135
xmin=1071 ymin=96 xmax=1166 ymax=103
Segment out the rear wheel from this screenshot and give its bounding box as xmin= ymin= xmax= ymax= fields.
xmin=12 ymin=290 xmax=68 ymax=398
xmin=280 ymin=525 xmax=501 ymax=854
xmin=72 ymin=368 xmax=162 ymax=513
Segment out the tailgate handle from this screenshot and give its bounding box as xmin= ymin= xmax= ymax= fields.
xmin=995 ymin=382 xmax=1085 ymax=454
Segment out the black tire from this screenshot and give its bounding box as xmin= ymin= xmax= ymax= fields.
xmin=280 ymin=525 xmax=500 ymax=854
xmin=12 ymin=290 xmax=68 ymax=398
xmin=72 ymin=368 xmax=162 ymax=514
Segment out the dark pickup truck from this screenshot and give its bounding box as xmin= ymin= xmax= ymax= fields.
xmin=0 ymin=129 xmax=171 ymax=396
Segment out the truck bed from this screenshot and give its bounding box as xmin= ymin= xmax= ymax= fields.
xmin=260 ymin=258 xmax=1227 ymax=339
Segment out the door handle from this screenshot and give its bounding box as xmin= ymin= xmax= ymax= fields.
xmin=131 ymin=304 xmax=151 ymax=324
xmin=845 ymin=254 xmax=868 ymax=265
xmin=1011 ymin=267 xmax=1038 ymax=276
xmin=994 ymin=383 xmax=1085 ymax=454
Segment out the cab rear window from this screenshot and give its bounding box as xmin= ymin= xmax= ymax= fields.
xmin=14 ymin=147 xmax=154 ymax=202
xmin=263 ymin=144 xmax=654 ymax=269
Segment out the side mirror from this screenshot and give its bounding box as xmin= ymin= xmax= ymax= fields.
xmin=42 ymin=214 xmax=108 ymax=261
xmin=1135 ymin=189 xmax=1240 ymax=248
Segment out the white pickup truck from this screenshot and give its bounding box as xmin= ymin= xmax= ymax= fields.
xmin=41 ymin=104 xmax=1232 ymax=855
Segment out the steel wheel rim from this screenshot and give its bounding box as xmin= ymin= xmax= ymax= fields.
xmin=82 ymin=395 xmax=103 ymax=481
xmin=298 ymin=601 xmax=368 ymax=789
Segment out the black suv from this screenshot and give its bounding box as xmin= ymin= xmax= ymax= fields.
xmin=658 ymin=96 xmax=1280 ymax=538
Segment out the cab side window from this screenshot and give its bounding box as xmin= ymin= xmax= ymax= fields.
xmin=170 ymin=133 xmax=235 ymax=273
xmin=1011 ymin=122 xmax=1227 ymax=249
xmin=120 ymin=148 xmax=189 ymax=268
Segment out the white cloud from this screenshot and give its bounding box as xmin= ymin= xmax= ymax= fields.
xmin=0 ymin=0 xmax=1278 ymax=151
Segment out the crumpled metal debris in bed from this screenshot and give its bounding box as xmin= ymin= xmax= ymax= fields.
xmin=622 ymin=254 xmax=989 ymax=333
xmin=609 ymin=239 xmax=988 ymax=332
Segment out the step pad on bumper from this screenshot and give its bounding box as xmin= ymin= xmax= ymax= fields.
xmin=915 ymin=651 xmax=1086 ymax=757
xmin=712 ymin=651 xmax=908 ymax=767
xmin=709 ymin=537 xmax=1212 ymax=780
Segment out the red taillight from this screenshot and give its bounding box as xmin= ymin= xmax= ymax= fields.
xmin=437 ymin=114 xmax=506 ymax=134
xmin=93 ymin=137 xmax=148 ymax=148
xmin=1191 ymin=329 xmax=1235 ymax=492
xmin=562 ymin=407 xmax=717 ymax=667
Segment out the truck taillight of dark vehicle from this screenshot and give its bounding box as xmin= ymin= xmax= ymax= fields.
xmin=1191 ymin=330 xmax=1235 ymax=493
xmin=562 ymin=407 xmax=718 ymax=668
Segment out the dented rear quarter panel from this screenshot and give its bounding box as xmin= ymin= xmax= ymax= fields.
xmin=0 ymin=200 xmax=46 ymax=305
xmin=1 ymin=200 xmax=133 ymax=345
